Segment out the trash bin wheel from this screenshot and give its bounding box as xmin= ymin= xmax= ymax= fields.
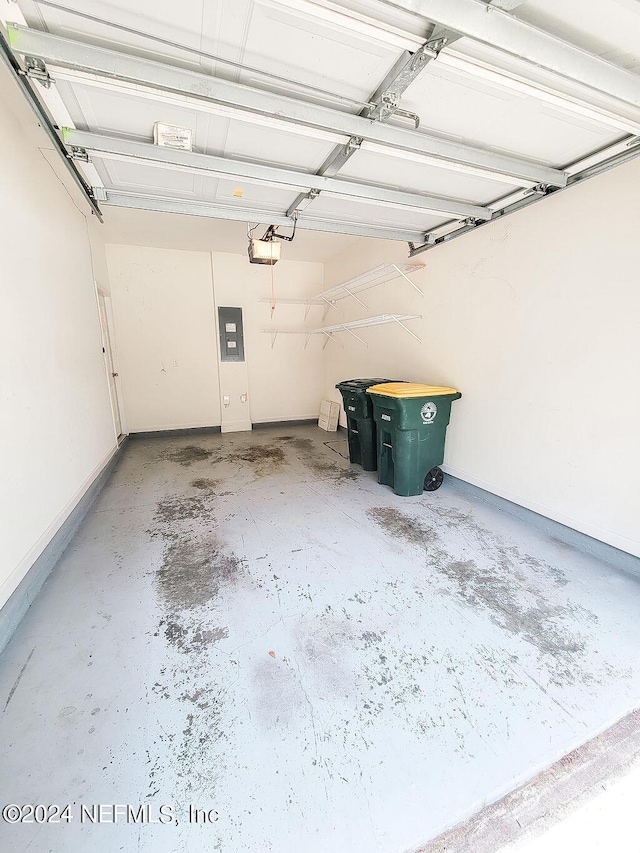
xmin=424 ymin=466 xmax=444 ymax=491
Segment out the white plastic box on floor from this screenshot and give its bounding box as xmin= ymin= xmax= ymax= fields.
xmin=318 ymin=399 xmax=339 ymax=431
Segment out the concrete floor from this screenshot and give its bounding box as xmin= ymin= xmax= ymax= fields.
xmin=1 ymin=425 xmax=640 ymax=853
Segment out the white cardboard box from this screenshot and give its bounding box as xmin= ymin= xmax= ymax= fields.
xmin=318 ymin=400 xmax=340 ymax=431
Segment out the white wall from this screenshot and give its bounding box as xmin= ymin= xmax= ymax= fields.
xmin=106 ymin=246 xmax=325 ymax=432
xmin=106 ymin=245 xmax=221 ymax=432
xmin=0 ymin=68 xmax=117 ymax=609
xmin=323 ymin=160 xmax=640 ymax=557
xmin=239 ymin=254 xmax=325 ymax=424
xmin=87 ymin=216 xmax=111 ymax=295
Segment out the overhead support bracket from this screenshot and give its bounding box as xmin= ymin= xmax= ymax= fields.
xmin=286 ymin=135 xmax=364 ymax=216
xmin=365 ymin=44 xmax=440 ymax=124
xmin=385 ymin=0 xmax=640 ymax=110
xmin=424 ymin=26 xmax=463 ymax=56
xmin=69 ymin=145 xmax=89 ymax=162
xmin=528 ymin=183 xmax=551 ymax=196
xmin=280 ymin=23 xmax=462 ymax=225
xmin=24 ymin=55 xmax=51 ymax=87
xmin=287 ymin=187 xmax=321 ymax=217
xmin=315 ymin=135 xmax=363 ymax=178
xmin=363 ymin=28 xmax=464 ymax=126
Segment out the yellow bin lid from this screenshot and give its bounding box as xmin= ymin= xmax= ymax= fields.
xmin=366 ymin=382 xmax=460 ymax=398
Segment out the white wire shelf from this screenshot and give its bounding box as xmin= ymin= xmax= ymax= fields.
xmin=262 ymin=313 xmax=422 ymax=348
xmin=259 ymin=262 xmax=425 ymax=317
xmin=311 ymin=262 xmax=425 ymax=305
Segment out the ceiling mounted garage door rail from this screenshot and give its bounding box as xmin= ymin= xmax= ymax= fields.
xmin=92 ymin=189 xmax=429 ymax=244
xmin=385 ymin=0 xmax=640 ymax=110
xmin=7 ymin=25 xmax=567 ymax=188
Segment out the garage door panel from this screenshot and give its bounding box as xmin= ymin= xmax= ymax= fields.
xmin=402 ymin=63 xmax=623 ymax=167
xmin=307 ymin=194 xmax=447 ymax=231
xmin=338 ymin=149 xmax=521 ymax=205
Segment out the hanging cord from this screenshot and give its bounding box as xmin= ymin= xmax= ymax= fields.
xmin=270 ymin=253 xmax=276 ymax=316
xmin=248 ymin=222 xmax=276 ymax=314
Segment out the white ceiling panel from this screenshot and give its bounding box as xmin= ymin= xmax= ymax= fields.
xmin=213 ymin=178 xmax=301 ymax=210
xmin=55 ymin=78 xmax=336 ymax=173
xmin=307 ymin=193 xmax=447 ymax=231
xmin=22 ymin=0 xmax=406 ymax=105
xmin=236 ymin=1 xmax=407 ymax=105
xmin=20 ymin=0 xmax=211 ymax=66
xmin=338 ymin=148 xmax=520 ymax=205
xmin=400 ymin=63 xmax=623 ymax=168
xmin=195 ymin=0 xmax=256 ymax=81
xmin=54 ymin=79 xmax=230 ymax=151
xmin=218 ymin=119 xmax=337 ymax=171
xmin=514 ymin=0 xmax=640 ymax=72
xmin=51 ymin=70 xmax=345 ymax=166
xmin=93 ymin=156 xmax=302 ymax=211
xmin=444 ymin=41 xmax=640 ymax=125
xmin=93 ymin=157 xmax=202 ymax=196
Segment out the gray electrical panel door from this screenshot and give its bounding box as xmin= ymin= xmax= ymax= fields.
xmin=218 ymin=307 xmax=245 ymax=362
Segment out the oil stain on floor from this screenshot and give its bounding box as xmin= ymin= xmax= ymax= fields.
xmin=148 ymin=471 xmax=246 ymax=804
xmin=367 ymin=505 xmax=601 ymax=685
xmin=2 ymin=427 xmax=640 ymax=853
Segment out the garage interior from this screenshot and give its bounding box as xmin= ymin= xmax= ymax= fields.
xmin=1 ymin=1 xmax=639 ymax=851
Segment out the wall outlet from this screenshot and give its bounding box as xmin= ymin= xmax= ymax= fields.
xmin=223 ymin=395 xmax=230 ymax=407
xmin=240 ymin=393 xmax=247 ymax=403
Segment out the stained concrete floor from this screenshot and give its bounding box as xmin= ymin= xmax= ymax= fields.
xmin=1 ymin=425 xmax=640 ymax=853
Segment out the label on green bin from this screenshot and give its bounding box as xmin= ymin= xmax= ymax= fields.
xmin=348 ymin=406 xmax=356 ymax=411
xmin=381 ymin=414 xmax=391 ymax=421
xmin=420 ymin=402 xmax=437 ymax=424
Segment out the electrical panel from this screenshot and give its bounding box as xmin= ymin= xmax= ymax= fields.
xmin=218 ymin=307 xmax=245 ymax=362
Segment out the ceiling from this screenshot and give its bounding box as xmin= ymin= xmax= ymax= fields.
xmin=2 ymin=0 xmax=640 ymax=253
xmin=98 ymin=206 xmax=361 ymax=261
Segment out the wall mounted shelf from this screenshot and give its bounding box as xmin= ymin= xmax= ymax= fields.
xmin=310 ymin=262 xmax=425 ymax=313
xmin=262 ymin=313 xmax=422 ymax=348
xmin=260 ymin=262 xmax=425 ymax=318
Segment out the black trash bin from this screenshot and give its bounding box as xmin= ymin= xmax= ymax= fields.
xmin=336 ymin=378 xmax=397 ymax=471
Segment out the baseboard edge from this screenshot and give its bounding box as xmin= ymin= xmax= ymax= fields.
xmin=0 ymin=438 xmax=129 ymax=656
xmin=130 ymin=426 xmax=222 ymax=438
xmin=444 ymin=470 xmax=640 ymax=577
xmin=252 ymin=418 xmax=319 ymax=429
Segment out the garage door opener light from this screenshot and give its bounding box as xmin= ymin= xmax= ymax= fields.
xmin=248 ymin=217 xmax=297 ymax=265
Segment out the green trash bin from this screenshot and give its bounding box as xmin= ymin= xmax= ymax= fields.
xmin=367 ymin=382 xmax=462 ymax=496
xmin=336 ymin=378 xmax=396 ymax=471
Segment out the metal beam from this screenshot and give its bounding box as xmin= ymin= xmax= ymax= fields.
xmin=7 ymin=25 xmax=567 ymax=187
xmin=409 ymin=137 xmax=640 ymax=255
xmin=383 ymin=0 xmax=640 ymax=110
xmin=63 ymin=128 xmax=493 ymax=221
xmin=483 ymin=0 xmax=528 ymax=10
xmin=93 ymin=189 xmax=428 ymax=243
xmin=364 ymin=42 xmax=440 ymax=124
xmin=287 ymin=44 xmax=434 ymax=216
xmin=0 ymin=25 xmax=102 ymax=221
xmin=285 ymin=32 xmax=456 ymax=217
